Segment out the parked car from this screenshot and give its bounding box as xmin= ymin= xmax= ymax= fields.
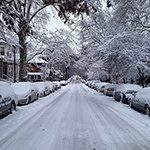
xmin=85 ymin=81 xmax=93 ymax=88
xmin=11 ymin=82 xmax=39 ymax=105
xmin=113 ymin=84 xmax=142 ymax=103
xmin=60 ymin=80 xmax=67 ymax=86
xmin=53 ymin=81 xmax=61 ymax=90
xmin=99 ymin=83 xmax=110 ymax=93
xmin=45 ymin=81 xmax=55 ymax=93
xmin=103 ymin=84 xmax=118 ymax=97
xmin=95 ymin=82 xmax=109 ymax=92
xmin=125 ymin=90 xmax=138 ymax=102
xmin=33 ymin=82 xmax=51 ymax=97
xmin=0 ymin=81 xmax=17 ymax=116
xmin=129 ymin=87 xmax=150 ymax=116
xmin=90 ymin=80 xmax=101 ymax=90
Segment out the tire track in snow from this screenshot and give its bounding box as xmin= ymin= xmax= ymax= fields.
xmin=81 ymin=83 xmax=150 ymax=150
xmin=0 ymin=83 xmax=150 ymax=150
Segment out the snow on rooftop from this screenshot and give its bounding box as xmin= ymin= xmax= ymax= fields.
xmin=28 ymin=55 xmax=47 ymax=64
xmin=27 ymin=72 xmax=43 ymax=75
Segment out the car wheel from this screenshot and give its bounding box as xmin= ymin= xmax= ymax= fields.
xmin=26 ymin=97 xmax=31 ymax=104
xmin=10 ymin=102 xmax=16 ymax=113
xmin=43 ymin=91 xmax=46 ymax=96
xmin=129 ymin=101 xmax=133 ymax=108
xmin=145 ymin=106 xmax=150 ymax=116
xmin=36 ymin=94 xmax=39 ymax=100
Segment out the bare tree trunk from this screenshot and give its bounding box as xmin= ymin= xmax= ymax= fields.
xmin=18 ymin=22 xmax=28 ymax=81
xmin=65 ymin=67 xmax=69 ymax=80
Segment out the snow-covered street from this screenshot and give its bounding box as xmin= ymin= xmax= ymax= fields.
xmin=0 ymin=82 xmax=150 ymax=150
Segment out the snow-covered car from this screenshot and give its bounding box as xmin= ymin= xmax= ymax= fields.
xmin=53 ymin=81 xmax=61 ymax=90
xmin=125 ymin=90 xmax=138 ymax=102
xmin=11 ymin=82 xmax=39 ymax=105
xmin=94 ymin=82 xmax=109 ymax=92
xmin=45 ymin=81 xmax=55 ymax=93
xmin=60 ymin=80 xmax=67 ymax=86
xmin=103 ymin=84 xmax=118 ymax=97
xmin=85 ymin=81 xmax=93 ymax=87
xmin=129 ymin=87 xmax=150 ymax=116
xmin=113 ymin=84 xmax=142 ymax=103
xmin=0 ymin=81 xmax=17 ymax=116
xmin=33 ymin=82 xmax=51 ymax=97
xmin=85 ymin=80 xmax=101 ymax=90
xmin=90 ymin=80 xmax=101 ymax=90
xmin=99 ymin=83 xmax=110 ymax=92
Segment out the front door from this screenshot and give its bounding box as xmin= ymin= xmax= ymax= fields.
xmin=3 ymin=62 xmax=7 ymax=79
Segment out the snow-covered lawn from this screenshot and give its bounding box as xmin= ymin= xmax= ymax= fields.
xmin=0 ymin=83 xmax=150 ymax=150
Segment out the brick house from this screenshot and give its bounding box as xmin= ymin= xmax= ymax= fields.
xmin=27 ymin=55 xmax=49 ymax=81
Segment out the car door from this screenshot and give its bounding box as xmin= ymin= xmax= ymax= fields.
xmin=136 ymin=98 xmax=146 ymax=112
xmin=132 ymin=97 xmax=139 ymax=108
xmin=31 ymin=89 xmax=36 ymax=101
xmin=4 ymin=97 xmax=12 ymax=112
xmin=45 ymin=86 xmax=50 ymax=95
xmin=133 ymin=97 xmax=144 ymax=111
xmin=0 ymin=98 xmax=6 ymax=115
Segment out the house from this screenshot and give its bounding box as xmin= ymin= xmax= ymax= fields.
xmin=27 ymin=55 xmax=49 ymax=81
xmin=0 ymin=39 xmax=19 ymax=81
xmin=0 ymin=39 xmax=13 ymax=80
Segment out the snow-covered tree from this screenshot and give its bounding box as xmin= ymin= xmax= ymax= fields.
xmin=78 ymin=0 xmax=150 ymax=84
xmin=43 ymin=30 xmax=78 ymax=80
xmin=0 ymin=0 xmax=90 ymax=81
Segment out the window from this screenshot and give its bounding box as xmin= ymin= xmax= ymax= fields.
xmin=7 ymin=52 xmax=12 ymax=58
xmin=0 ymin=47 xmax=5 ymax=56
xmin=37 ymin=75 xmax=41 ymax=80
xmin=30 ymin=75 xmax=34 ymax=80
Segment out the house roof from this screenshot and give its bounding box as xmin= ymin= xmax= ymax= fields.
xmin=27 ymin=72 xmax=43 ymax=75
xmin=28 ymin=55 xmax=48 ymax=64
xmin=0 ymin=39 xmax=7 ymax=44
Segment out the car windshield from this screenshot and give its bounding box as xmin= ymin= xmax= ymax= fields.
xmin=11 ymin=82 xmax=31 ymax=95
xmin=125 ymin=90 xmax=136 ymax=94
xmin=137 ymin=88 xmax=150 ymax=97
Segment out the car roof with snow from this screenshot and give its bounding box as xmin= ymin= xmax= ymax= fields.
xmin=116 ymin=84 xmax=142 ymax=92
xmin=0 ymin=81 xmax=16 ymax=98
xmin=11 ymin=82 xmax=36 ymax=96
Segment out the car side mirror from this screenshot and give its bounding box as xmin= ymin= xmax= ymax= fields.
xmin=133 ymin=92 xmax=136 ymax=97
xmin=31 ymin=89 xmax=34 ymax=92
